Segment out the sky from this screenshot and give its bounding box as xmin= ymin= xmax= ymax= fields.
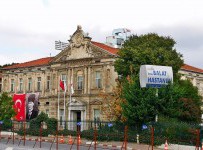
xmin=0 ymin=0 xmax=203 ymax=69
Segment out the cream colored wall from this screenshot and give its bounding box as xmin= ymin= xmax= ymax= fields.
xmin=179 ymin=70 xmax=203 ymax=97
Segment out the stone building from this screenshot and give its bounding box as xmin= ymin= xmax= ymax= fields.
xmin=179 ymin=64 xmax=203 ymax=97
xmin=1 ymin=26 xmax=119 ymax=130
xmin=1 ymin=26 xmax=203 ymax=127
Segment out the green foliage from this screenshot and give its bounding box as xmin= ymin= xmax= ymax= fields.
xmin=158 ymin=80 xmax=202 ymax=123
xmin=46 ymin=118 xmax=57 ymax=134
xmin=19 ymin=112 xmax=58 ymax=136
xmin=0 ymin=92 xmax=16 ymax=121
xmin=152 ymin=116 xmax=199 ymax=145
xmin=114 ymin=33 xmax=201 ymax=124
xmin=1 ymin=119 xmax=12 ymax=130
xmin=120 ymin=76 xmax=158 ymax=126
xmin=114 ymin=33 xmax=184 ymax=80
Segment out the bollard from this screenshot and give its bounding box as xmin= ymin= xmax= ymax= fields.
xmin=136 ymin=134 xmax=139 ymax=144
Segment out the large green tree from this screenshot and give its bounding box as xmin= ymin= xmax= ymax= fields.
xmin=114 ymin=33 xmax=184 ymax=79
xmin=0 ymin=92 xmax=16 ymax=121
xmin=115 ymin=33 xmax=201 ymax=124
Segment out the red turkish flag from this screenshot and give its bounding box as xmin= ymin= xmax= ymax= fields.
xmin=60 ymin=80 xmax=65 ymax=91
xmin=13 ymin=94 xmax=26 ymax=121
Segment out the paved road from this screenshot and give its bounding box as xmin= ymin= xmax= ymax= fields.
xmin=0 ymin=138 xmax=121 ymax=150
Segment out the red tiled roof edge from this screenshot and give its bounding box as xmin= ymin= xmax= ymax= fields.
xmin=181 ymin=64 xmax=203 ymax=73
xmin=2 ymin=57 xmax=53 ymax=69
xmin=91 ymin=41 xmax=119 ymax=55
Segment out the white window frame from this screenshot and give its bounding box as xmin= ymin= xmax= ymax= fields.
xmin=11 ymin=79 xmax=15 ymax=92
xmin=77 ymin=75 xmax=83 ymax=90
xmin=37 ymin=77 xmax=41 ymax=91
xmin=95 ymin=71 xmax=102 ymax=88
xmin=19 ymin=78 xmax=23 ymax=91
xmin=47 ymin=76 xmax=50 ymax=90
xmin=28 ymin=78 xmax=32 ymax=91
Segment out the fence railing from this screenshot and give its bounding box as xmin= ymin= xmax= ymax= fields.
xmin=0 ymin=120 xmax=202 ymax=150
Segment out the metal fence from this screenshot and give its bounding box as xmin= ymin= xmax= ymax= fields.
xmin=0 ymin=120 xmax=202 ymax=150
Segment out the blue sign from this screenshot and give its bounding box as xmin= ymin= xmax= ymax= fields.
xmin=108 ymin=123 xmax=113 ymax=127
xmin=0 ymin=121 xmax=3 ymax=125
xmin=142 ymin=124 xmax=147 ymax=130
xmin=77 ymin=122 xmax=81 ymax=126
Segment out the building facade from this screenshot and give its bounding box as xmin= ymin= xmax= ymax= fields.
xmin=179 ymin=64 xmax=203 ymax=97
xmin=1 ymin=26 xmax=203 ymax=126
xmin=1 ymin=26 xmax=119 ymax=129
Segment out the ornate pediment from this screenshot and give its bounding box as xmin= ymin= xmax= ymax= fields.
xmin=51 ymin=25 xmax=116 ymax=63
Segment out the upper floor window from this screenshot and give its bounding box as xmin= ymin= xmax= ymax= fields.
xmin=46 ymin=109 xmax=49 ymax=117
xmin=11 ymin=79 xmax=15 ymax=92
xmin=95 ymin=71 xmax=102 ymax=88
xmin=19 ymin=78 xmax=23 ymax=91
xmin=47 ymin=76 xmax=50 ymax=90
xmin=61 ymin=74 xmax=67 ymax=90
xmin=28 ymin=78 xmax=32 ymax=91
xmin=61 ymin=74 xmax=67 ymax=83
xmin=37 ymin=77 xmax=41 ymax=91
xmin=77 ymin=76 xmax=83 ymax=90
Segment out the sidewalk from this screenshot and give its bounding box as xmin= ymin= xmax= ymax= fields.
xmin=1 ymin=132 xmax=162 ymax=150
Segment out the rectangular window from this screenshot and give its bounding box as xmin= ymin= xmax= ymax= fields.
xmin=37 ymin=77 xmax=41 ymax=91
xmin=77 ymin=76 xmax=83 ymax=90
xmin=59 ymin=109 xmax=64 ymax=126
xmin=61 ymin=74 xmax=66 ymax=83
xmin=19 ymin=78 xmax=23 ymax=91
xmin=47 ymin=76 xmax=50 ymax=90
xmin=95 ymin=71 xmax=102 ymax=88
xmin=28 ymin=78 xmax=32 ymax=91
xmin=46 ymin=109 xmax=49 ymax=117
xmin=61 ymin=74 xmax=67 ymax=91
xmin=94 ymin=109 xmax=100 ymax=121
xmin=11 ymin=79 xmax=15 ymax=92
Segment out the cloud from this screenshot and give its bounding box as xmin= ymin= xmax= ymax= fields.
xmin=135 ymin=24 xmax=203 ymax=68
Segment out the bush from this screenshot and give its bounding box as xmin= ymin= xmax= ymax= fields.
xmin=1 ymin=119 xmax=12 ymax=131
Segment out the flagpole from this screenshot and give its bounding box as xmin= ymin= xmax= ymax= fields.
xmin=63 ymin=86 xmax=66 ymax=124
xmin=57 ymin=89 xmax=60 ymax=122
xmin=68 ymin=82 xmax=71 ymax=121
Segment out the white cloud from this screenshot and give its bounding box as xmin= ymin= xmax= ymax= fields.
xmin=0 ymin=0 xmax=203 ymax=68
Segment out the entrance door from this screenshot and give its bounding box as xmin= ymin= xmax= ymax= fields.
xmin=77 ymin=111 xmax=81 ymax=122
xmin=76 ymin=111 xmax=81 ymax=131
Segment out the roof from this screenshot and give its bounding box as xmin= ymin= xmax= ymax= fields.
xmin=181 ymin=64 xmax=203 ymax=74
xmin=3 ymin=57 xmax=53 ymax=69
xmin=91 ymin=41 xmax=119 ymax=55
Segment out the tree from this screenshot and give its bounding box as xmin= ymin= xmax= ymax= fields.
xmin=120 ymin=76 xmax=158 ymax=126
xmin=158 ymin=80 xmax=202 ymax=122
xmin=114 ymin=33 xmax=184 ymax=80
xmin=0 ymin=92 xmax=16 ymax=121
xmin=100 ymin=83 xmax=126 ymax=122
xmin=114 ymin=33 xmax=201 ymax=124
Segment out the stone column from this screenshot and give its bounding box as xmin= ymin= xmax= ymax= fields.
xmin=84 ymin=67 xmax=87 ymax=94
xmin=87 ymin=66 xmax=91 ymax=94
